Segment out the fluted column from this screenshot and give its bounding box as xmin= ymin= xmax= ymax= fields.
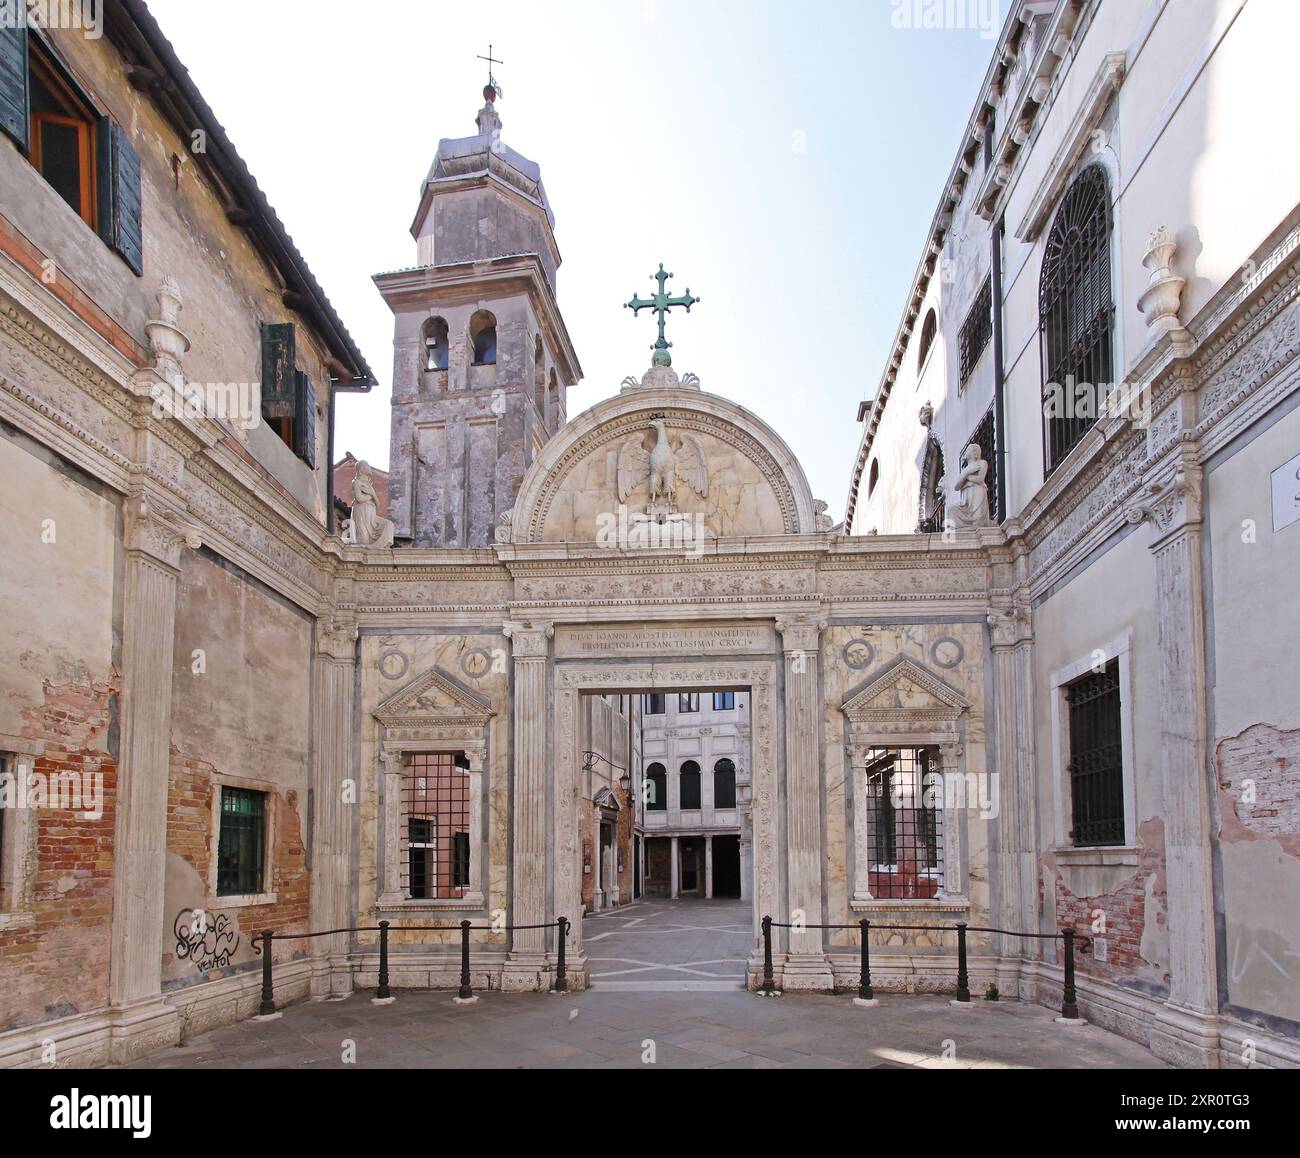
xmin=776 ymin=614 xmax=833 ymax=989
xmin=108 ymin=489 xmax=200 ymax=1059
xmin=309 ymin=612 xmax=357 ymax=997
xmin=502 ymin=621 xmax=552 ymax=989
xmin=1125 ymin=455 xmax=1219 ymax=1063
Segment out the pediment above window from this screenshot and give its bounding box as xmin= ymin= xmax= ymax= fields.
xmin=841 ymin=657 xmax=969 ymax=738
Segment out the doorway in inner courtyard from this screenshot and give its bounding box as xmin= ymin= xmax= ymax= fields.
xmin=576 ymin=685 xmax=756 ymax=990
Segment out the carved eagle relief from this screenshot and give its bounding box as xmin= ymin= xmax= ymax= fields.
xmin=616 ymin=415 xmax=709 ymax=507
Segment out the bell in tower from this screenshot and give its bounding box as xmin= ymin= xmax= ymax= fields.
xmin=375 ymin=67 xmax=582 ymax=547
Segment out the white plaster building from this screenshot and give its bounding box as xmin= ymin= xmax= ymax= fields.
xmin=636 ymin=691 xmax=752 ymax=900
xmin=845 ymin=0 xmax=1300 ymax=1068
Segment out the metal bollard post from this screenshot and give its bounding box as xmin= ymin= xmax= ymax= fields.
xmin=1061 ymin=928 xmax=1080 ymax=1020
xmin=955 ymin=922 xmax=971 ymax=1002
xmin=761 ymin=915 xmax=776 ymax=995
xmin=858 ymin=919 xmax=874 ymax=1001
xmin=259 ymin=930 xmax=276 ymax=1016
xmin=555 ymin=917 xmax=569 ymax=992
xmin=459 ymin=920 xmax=474 ymax=1000
xmin=377 ymin=920 xmax=391 ymax=1001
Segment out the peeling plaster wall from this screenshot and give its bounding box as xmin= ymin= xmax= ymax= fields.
xmin=1208 ymin=403 xmax=1300 ymax=1025
xmin=162 ymin=552 xmax=312 ymax=993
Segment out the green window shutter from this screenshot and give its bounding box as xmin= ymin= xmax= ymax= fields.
xmin=0 ymin=27 xmax=29 ymax=153
xmin=259 ymin=322 xmax=296 ymax=419
xmin=96 ymin=120 xmax=143 ymax=275
xmin=294 ymin=369 xmax=317 ymax=468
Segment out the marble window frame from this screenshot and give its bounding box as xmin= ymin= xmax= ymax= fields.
xmin=206 ymin=772 xmax=278 ymax=910
xmin=1048 ymin=628 xmax=1138 ymax=863
xmin=0 ymin=745 xmax=41 ymax=930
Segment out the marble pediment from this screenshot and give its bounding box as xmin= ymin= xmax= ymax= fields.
xmin=374 ymin=666 xmax=494 ymax=729
xmin=841 ymin=657 xmax=970 ymax=727
xmin=505 ymin=388 xmax=819 ymax=544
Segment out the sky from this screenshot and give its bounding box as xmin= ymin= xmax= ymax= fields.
xmin=146 ymin=0 xmax=1000 ymax=520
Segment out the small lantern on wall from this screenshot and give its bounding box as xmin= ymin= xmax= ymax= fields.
xmin=583 ymin=842 xmax=592 ymax=875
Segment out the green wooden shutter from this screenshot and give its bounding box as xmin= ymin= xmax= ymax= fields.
xmin=96 ymin=120 xmax=143 ymax=275
xmin=259 ymin=322 xmax=296 ymax=419
xmin=0 ymin=27 xmax=29 ymax=153
xmin=294 ymin=369 xmax=317 ymax=468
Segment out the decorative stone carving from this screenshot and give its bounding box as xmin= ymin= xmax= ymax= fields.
xmin=949 ymin=443 xmax=991 ymax=528
xmin=348 ymin=462 xmax=396 ymax=548
xmin=814 ymin=500 xmax=834 ymax=532
xmin=919 ymin=401 xmax=934 ymax=429
xmin=125 ymin=490 xmax=202 ymax=570
xmin=1124 ymin=463 xmax=1203 ymax=541
xmin=494 ymin=507 xmax=514 ymax=545
xmin=616 ymin=413 xmax=709 ymax=514
xmin=1137 ymin=226 xmax=1192 ymax=355
xmin=143 ymin=275 xmax=191 ymax=386
xmin=620 ymin=363 xmax=701 ymax=392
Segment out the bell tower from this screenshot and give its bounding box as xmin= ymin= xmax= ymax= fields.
xmin=376 ymin=79 xmax=582 ymax=547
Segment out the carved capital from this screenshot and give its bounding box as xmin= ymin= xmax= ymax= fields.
xmin=776 ymin=614 xmax=827 ymax=655
xmin=124 ymin=489 xmax=202 ymax=570
xmin=316 ymin=615 xmax=359 ymax=662
xmin=503 ymin=620 xmax=554 ymax=658
xmin=987 ymin=602 xmax=1032 ymax=649
xmin=1124 ymin=462 xmax=1203 ymax=543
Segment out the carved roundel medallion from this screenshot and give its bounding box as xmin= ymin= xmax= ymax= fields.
xmin=842 ymin=639 xmax=875 ymax=671
xmin=930 ymin=637 xmax=965 ymax=670
xmin=378 ymin=650 xmax=409 ymax=681
xmin=461 ymin=648 xmax=493 ymax=680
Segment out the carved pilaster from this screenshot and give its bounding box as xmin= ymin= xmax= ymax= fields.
xmin=502 ymin=621 xmax=554 ymax=989
xmin=377 ymin=750 xmax=406 ymax=906
xmin=108 ymin=488 xmax=201 ymax=1058
xmin=310 ymin=614 xmax=358 ymax=996
xmin=775 ymin=613 xmax=833 ymax=988
xmin=987 ymin=601 xmax=1038 ymax=947
xmin=1124 ymin=457 xmax=1218 ymax=1056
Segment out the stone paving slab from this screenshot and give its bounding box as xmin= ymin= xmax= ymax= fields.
xmin=121 ymin=900 xmax=1166 ymax=1070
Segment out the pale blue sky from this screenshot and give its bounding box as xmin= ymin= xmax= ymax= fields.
xmin=147 ymin=0 xmax=998 ymax=519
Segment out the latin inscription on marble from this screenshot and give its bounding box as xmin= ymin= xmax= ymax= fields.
xmin=555 ymin=624 xmax=774 ymax=659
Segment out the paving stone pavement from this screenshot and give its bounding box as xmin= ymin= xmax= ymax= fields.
xmin=124 ymin=899 xmax=1167 ymax=1070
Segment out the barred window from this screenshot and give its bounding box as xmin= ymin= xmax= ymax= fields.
xmin=959 ymin=278 xmax=992 ymax=385
xmin=1040 ymin=165 xmax=1114 ymax=473
xmin=970 ymin=405 xmax=1000 ymax=524
xmin=402 ymin=753 xmax=470 ymax=899
xmin=864 ymin=748 xmax=943 ymax=899
xmin=217 ymin=787 xmax=266 ymax=897
xmin=1066 ymin=660 xmax=1125 ymax=847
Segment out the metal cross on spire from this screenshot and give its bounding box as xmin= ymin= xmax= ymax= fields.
xmin=625 ymin=264 xmax=701 ymax=367
xmin=477 ymin=45 xmax=504 ymax=98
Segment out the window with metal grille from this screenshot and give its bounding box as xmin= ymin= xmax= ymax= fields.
xmin=1040 ymin=165 xmax=1114 ymax=474
xmin=917 ymin=437 xmax=946 ymax=534
xmin=1066 ymin=660 xmax=1125 ymax=847
xmin=863 ymin=748 xmax=943 ymax=899
xmin=959 ymin=278 xmax=992 ymax=385
xmin=679 ymin=761 xmax=702 ymax=810
xmin=970 ymin=405 xmax=1001 ymax=524
xmin=713 ymin=759 xmax=737 ymax=808
xmin=713 ymin=691 xmax=735 ymax=711
xmin=217 ymin=787 xmax=266 ymax=896
xmin=401 ymin=753 xmax=470 ymax=899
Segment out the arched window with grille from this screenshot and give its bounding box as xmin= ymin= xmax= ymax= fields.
xmin=1039 ymin=165 xmax=1114 ymax=473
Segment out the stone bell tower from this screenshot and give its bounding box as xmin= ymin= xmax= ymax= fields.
xmin=375 ymin=82 xmax=582 ymax=547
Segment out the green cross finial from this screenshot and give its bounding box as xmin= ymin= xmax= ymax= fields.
xmin=625 ymin=264 xmax=701 ymax=367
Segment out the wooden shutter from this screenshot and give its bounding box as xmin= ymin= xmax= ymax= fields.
xmin=96 ymin=119 xmax=143 ymax=275
xmin=259 ymin=323 xmax=296 ymax=419
xmin=293 ymin=369 xmax=316 ymax=468
xmin=0 ymin=27 xmax=29 ymax=153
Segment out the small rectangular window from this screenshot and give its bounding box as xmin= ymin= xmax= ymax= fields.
xmin=712 ymin=692 xmax=735 ymax=711
xmin=29 ymin=45 xmax=97 ymax=229
xmin=1066 ymin=660 xmax=1125 ymax=847
xmin=217 ymin=787 xmax=267 ymax=897
xmin=643 ymin=694 xmax=665 ymax=715
xmin=678 ymin=693 xmax=699 ymax=714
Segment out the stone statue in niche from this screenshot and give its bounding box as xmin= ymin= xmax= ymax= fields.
xmin=346 ymin=462 xmax=396 ymax=548
xmin=617 ymin=413 xmax=709 ymax=516
xmin=950 ymin=443 xmax=991 ymax=528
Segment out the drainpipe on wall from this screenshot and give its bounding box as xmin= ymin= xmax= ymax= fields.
xmin=991 ymin=215 xmax=1009 ymax=524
